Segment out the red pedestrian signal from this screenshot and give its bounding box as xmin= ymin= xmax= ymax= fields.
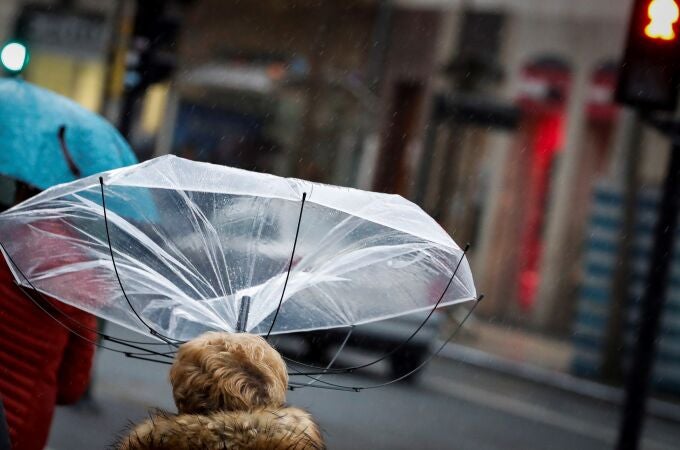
xmin=615 ymin=0 xmax=680 ymax=110
xmin=644 ymin=0 xmax=679 ymax=40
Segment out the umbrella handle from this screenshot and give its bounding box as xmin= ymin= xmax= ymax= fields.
xmin=236 ymin=296 xmax=251 ymax=333
xmin=57 ymin=126 xmax=82 ymax=177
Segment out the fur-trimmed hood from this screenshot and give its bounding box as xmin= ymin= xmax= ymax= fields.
xmin=117 ymin=406 xmax=325 ymax=450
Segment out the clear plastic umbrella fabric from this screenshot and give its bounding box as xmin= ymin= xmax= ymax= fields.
xmin=0 ymin=155 xmax=476 ymax=341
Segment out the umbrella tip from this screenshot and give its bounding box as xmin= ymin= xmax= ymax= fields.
xmin=98 ymin=176 xmax=104 ymax=184
xmin=476 ymin=294 xmax=485 ymax=303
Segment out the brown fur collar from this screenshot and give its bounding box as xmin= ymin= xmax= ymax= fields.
xmin=116 ymin=406 xmax=325 ymax=450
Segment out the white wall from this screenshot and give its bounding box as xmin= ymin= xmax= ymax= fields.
xmin=502 ymin=14 xmax=627 ymax=100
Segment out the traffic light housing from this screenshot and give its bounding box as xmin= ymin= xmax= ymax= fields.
xmin=616 ymin=0 xmax=680 ymax=111
xmin=125 ymin=0 xmax=180 ymax=89
xmin=0 ymin=41 xmax=29 ymax=74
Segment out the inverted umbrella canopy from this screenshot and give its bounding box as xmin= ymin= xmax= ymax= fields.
xmin=0 ymin=78 xmax=137 ymax=189
xmin=0 ymin=155 xmax=475 ymax=340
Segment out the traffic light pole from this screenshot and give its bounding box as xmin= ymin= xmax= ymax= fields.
xmin=118 ymin=84 xmax=145 ymax=140
xmin=117 ymin=0 xmax=181 ymax=140
xmin=616 ymin=132 xmax=680 ymax=450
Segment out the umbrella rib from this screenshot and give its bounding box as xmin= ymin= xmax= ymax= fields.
xmin=266 ymin=192 xmax=307 ymax=338
xmin=11 ymin=271 xmax=176 ymax=360
xmin=123 ymin=354 xmax=174 ymax=365
xmin=0 ymin=240 xmax=178 ymax=357
xmin=287 ymin=325 xmax=354 ymax=384
xmin=100 ymin=177 xmax=182 ymax=347
xmin=288 ymin=381 xmax=355 ymax=392
xmin=350 ymin=294 xmax=484 ymax=391
xmin=288 ymin=295 xmax=483 ymax=392
xmin=281 ymin=243 xmax=471 ymax=373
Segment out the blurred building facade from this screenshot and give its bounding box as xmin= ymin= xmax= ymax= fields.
xmin=419 ymin=0 xmax=677 ymax=391
xmin=154 ymin=0 xmax=674 ymax=339
xmin=152 ymin=0 xmax=444 ymax=191
xmin=2 ymin=0 xmax=678 ymax=388
xmin=439 ymin=1 xmax=633 ymax=332
xmin=0 ymin=0 xmax=120 ymax=112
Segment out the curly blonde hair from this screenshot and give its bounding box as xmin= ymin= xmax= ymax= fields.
xmin=169 ymin=332 xmax=288 ymax=414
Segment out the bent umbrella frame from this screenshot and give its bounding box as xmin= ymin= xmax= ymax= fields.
xmin=0 ymin=158 xmax=481 ymax=392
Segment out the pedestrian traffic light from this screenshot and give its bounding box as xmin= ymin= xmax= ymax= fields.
xmin=645 ymin=0 xmax=679 ymax=40
xmin=615 ymin=0 xmax=680 ymax=111
xmin=0 ymin=41 xmax=29 ymax=74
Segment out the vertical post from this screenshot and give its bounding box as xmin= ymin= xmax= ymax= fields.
xmin=118 ymin=84 xmax=145 ymax=140
xmin=348 ymin=0 xmax=394 ymax=186
xmin=602 ymin=112 xmax=642 ymax=382
xmin=295 ymin=2 xmax=333 ymax=179
xmin=413 ymin=104 xmax=440 ymax=206
xmin=100 ymin=0 xmax=127 ymax=119
xmin=236 ymin=296 xmax=251 ymax=333
xmin=616 ymin=142 xmax=680 ymax=450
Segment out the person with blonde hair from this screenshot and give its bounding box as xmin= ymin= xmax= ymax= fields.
xmin=117 ymin=332 xmax=325 ymax=450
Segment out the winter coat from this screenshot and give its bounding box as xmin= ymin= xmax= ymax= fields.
xmin=0 ymin=255 xmax=97 ymax=450
xmin=117 ymin=406 xmax=325 ymax=450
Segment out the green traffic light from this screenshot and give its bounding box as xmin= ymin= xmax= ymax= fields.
xmin=1 ymin=41 xmax=29 ymax=74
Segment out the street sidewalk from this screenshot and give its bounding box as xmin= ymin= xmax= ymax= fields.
xmin=441 ymin=318 xmax=680 ymax=423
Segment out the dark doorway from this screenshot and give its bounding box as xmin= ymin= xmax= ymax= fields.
xmin=373 ymin=81 xmax=424 ymax=194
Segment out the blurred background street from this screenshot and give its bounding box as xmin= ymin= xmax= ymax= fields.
xmin=47 ymin=326 xmax=680 ymax=450
xmin=1 ymin=0 xmax=680 ymax=448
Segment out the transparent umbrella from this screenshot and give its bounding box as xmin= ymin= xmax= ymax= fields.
xmin=0 ymin=155 xmax=477 ymax=388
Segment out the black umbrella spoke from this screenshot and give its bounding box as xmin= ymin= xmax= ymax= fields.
xmin=122 ymin=349 xmax=176 ymax=357
xmin=12 ymin=278 xmax=175 ymax=361
xmin=99 ymin=177 xmax=183 ymax=348
xmin=0 ymin=239 xmax=177 ymax=360
xmin=285 ymin=295 xmax=483 ymax=392
xmin=266 ymin=191 xmax=307 ymax=339
xmin=123 ymin=353 xmax=174 ymax=365
xmin=352 ymin=294 xmax=483 ymax=391
xmin=19 ymin=282 xmax=176 ymax=355
xmin=287 ymin=326 xmax=354 ymax=382
xmin=288 ymin=381 xmax=356 ymax=392
xmin=281 ymin=243 xmax=471 ymax=374
xmin=101 ymin=336 xmax=177 ymax=359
